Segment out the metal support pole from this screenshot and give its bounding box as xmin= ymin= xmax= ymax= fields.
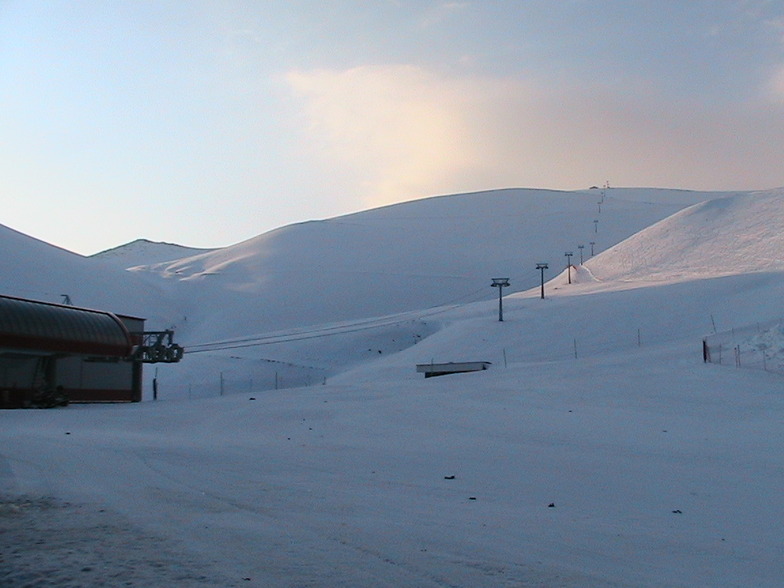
xmin=536 ymin=263 xmax=548 ymax=299
xmin=491 ymin=278 xmax=510 ymax=321
xmin=564 ymin=252 xmax=573 ymax=284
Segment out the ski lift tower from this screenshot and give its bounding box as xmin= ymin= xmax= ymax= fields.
xmin=491 ymin=278 xmax=510 ymax=322
xmin=536 ymin=263 xmax=549 ymax=299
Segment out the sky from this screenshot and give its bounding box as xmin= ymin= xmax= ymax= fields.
xmin=2 ymin=1 xmax=784 ymax=255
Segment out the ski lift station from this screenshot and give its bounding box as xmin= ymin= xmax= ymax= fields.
xmin=0 ymin=295 xmax=182 ymax=408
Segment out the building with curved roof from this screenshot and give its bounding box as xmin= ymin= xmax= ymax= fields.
xmin=0 ymin=295 xmax=143 ymax=408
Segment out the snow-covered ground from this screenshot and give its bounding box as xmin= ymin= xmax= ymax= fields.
xmin=2 ymin=187 xmax=784 ymax=586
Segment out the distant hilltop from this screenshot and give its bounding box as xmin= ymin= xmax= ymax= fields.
xmin=90 ymin=238 xmax=216 ymax=270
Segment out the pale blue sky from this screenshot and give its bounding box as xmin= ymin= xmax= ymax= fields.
xmin=2 ymin=1 xmax=784 ymax=254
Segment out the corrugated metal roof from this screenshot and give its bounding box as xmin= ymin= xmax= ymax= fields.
xmin=0 ymin=295 xmax=134 ymax=357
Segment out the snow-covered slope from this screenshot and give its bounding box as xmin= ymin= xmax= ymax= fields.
xmin=129 ymin=188 xmax=725 ymax=344
xmin=587 ymin=188 xmax=784 ymax=283
xmin=91 ymin=238 xmax=214 ymax=270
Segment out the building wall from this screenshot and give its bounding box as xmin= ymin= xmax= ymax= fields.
xmin=56 ymin=356 xmax=139 ymax=403
xmin=0 ymin=356 xmax=43 ymax=408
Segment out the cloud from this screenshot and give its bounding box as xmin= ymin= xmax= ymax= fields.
xmin=286 ymin=65 xmax=488 ymax=206
xmin=286 ymin=64 xmax=784 ymax=206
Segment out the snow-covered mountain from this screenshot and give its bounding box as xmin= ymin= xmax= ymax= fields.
xmin=0 ymin=186 xmax=767 ymax=390
xmin=2 ymin=186 xmax=739 ymax=345
xmin=1 ymin=186 xmax=776 ymax=376
xmin=124 ymin=187 xmax=728 ymax=343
